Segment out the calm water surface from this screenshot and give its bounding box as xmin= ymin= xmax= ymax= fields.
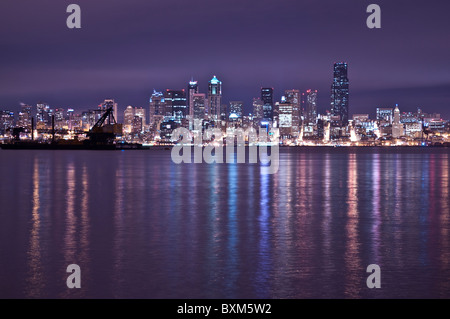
xmin=0 ymin=147 xmax=449 ymax=298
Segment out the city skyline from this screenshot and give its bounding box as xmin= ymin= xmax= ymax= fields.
xmin=1 ymin=0 xmax=450 ymax=302
xmin=1 ymin=66 xmax=448 ymax=124
xmin=0 ymin=0 xmax=449 ymax=118
xmin=2 ymin=66 xmax=447 ymax=148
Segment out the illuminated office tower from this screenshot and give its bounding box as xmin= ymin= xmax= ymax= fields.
xmin=331 ymin=62 xmax=349 ymax=125
xmin=229 ymin=101 xmax=243 ymax=127
xmin=53 ymin=108 xmax=65 ymax=129
xmin=124 ymin=105 xmax=135 ymax=133
xmin=278 ymin=100 xmax=293 ymax=138
xmin=261 ymin=87 xmax=274 ymax=121
xmin=132 ymin=107 xmax=146 ymax=134
xmin=164 ymin=89 xmax=187 ymax=123
xmin=17 ymin=103 xmax=32 ymax=130
xmin=187 ymin=80 xmax=198 ymax=121
xmin=134 ymin=107 xmax=146 ymax=127
xmin=124 ymin=106 xmax=145 ymax=133
xmin=131 ymin=116 xmax=143 ymax=134
xmin=208 ymin=75 xmax=222 ymax=121
xmin=220 ymin=104 xmax=228 ymax=126
xmin=54 ymin=108 xmax=64 ymax=122
xmin=149 ymin=90 xmax=166 ymax=129
xmin=0 ymin=111 xmax=14 ymax=134
xmin=304 ymin=89 xmax=318 ymax=125
xmin=36 ymin=102 xmax=50 ymax=125
xmin=67 ymin=110 xmax=80 ymax=130
xmin=229 ymin=101 xmax=243 ymax=118
xmin=192 ymin=93 xmax=207 ymax=121
xmin=392 ymin=105 xmax=404 ymax=138
xmin=124 ymin=106 xmax=134 ymax=125
xmin=376 ymin=108 xmax=394 ymax=124
xmin=284 ymin=89 xmax=300 ymax=135
xmin=252 ymin=97 xmax=264 ymax=127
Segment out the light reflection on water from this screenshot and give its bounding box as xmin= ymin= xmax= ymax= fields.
xmin=26 ymin=157 xmax=44 ymax=297
xmin=0 ymin=148 xmax=449 ymax=298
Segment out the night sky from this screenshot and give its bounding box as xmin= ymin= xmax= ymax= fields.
xmin=1 ymin=0 xmax=449 ymax=120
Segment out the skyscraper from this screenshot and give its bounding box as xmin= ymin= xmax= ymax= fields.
xmin=131 ymin=116 xmax=143 ymax=134
xmin=149 ymin=90 xmax=166 ymax=129
xmin=164 ymin=89 xmax=187 ymax=123
xmin=376 ymin=108 xmax=394 ymax=124
xmin=36 ymin=102 xmax=50 ymax=125
xmin=261 ymin=87 xmax=274 ymax=121
xmin=134 ymin=107 xmax=146 ymax=128
xmin=331 ymin=62 xmax=349 ymax=126
xmin=187 ymin=80 xmax=199 ymax=121
xmin=17 ymin=103 xmax=32 ymax=130
xmin=220 ymin=104 xmax=228 ymax=127
xmin=0 ymin=111 xmax=14 ymax=135
xmin=124 ymin=106 xmax=145 ymax=134
xmin=284 ymin=89 xmax=300 ymax=135
xmin=66 ymin=109 xmax=77 ymax=131
xmin=124 ymin=106 xmax=135 ymax=127
xmin=229 ymin=101 xmax=243 ymax=128
xmin=124 ymin=105 xmax=135 ymax=133
xmin=193 ymin=93 xmax=207 ymax=121
xmin=304 ymin=89 xmax=318 ymax=125
xmin=392 ymin=105 xmax=404 ymax=138
xmin=278 ymin=100 xmax=293 ymax=138
xmin=54 ymin=108 xmax=65 ymax=129
xmin=208 ymin=75 xmax=222 ymax=121
xmin=229 ymin=101 xmax=243 ymax=118
xmin=252 ymin=97 xmax=264 ymax=127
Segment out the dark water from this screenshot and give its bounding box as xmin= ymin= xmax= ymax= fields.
xmin=0 ymin=147 xmax=449 ymax=299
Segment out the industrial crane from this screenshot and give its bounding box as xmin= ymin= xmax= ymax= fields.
xmin=86 ymin=107 xmax=122 ymax=146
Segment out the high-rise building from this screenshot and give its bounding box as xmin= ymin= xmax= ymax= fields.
xmin=124 ymin=106 xmax=145 ymax=134
xmin=242 ymin=114 xmax=253 ymax=130
xmin=124 ymin=106 xmax=135 ymax=127
xmin=131 ymin=116 xmax=143 ymax=134
xmin=134 ymin=107 xmax=146 ymax=128
xmin=220 ymin=104 xmax=228 ymax=126
xmin=352 ymin=114 xmax=370 ymax=126
xmin=208 ymin=75 xmax=222 ymax=121
xmin=187 ymin=80 xmax=199 ymax=121
xmin=284 ymin=89 xmax=300 ymax=135
xmin=316 ymin=118 xmax=325 ymax=139
xmin=376 ymin=108 xmax=394 ymax=124
xmin=192 ymin=93 xmax=207 ymax=121
xmin=54 ymin=108 xmax=65 ymax=129
xmin=17 ymin=104 xmax=32 ymax=130
xmin=278 ymin=101 xmax=293 ymax=138
xmin=36 ymin=102 xmax=50 ymax=125
xmin=70 ymin=113 xmax=82 ymax=131
xmin=252 ymin=97 xmax=264 ymax=126
xmin=304 ymin=89 xmax=318 ymax=125
xmin=0 ymin=110 xmax=14 ymax=134
xmin=331 ymin=62 xmax=349 ymax=126
xmin=149 ymin=90 xmax=166 ymax=129
xmin=229 ymin=101 xmax=243 ymax=127
xmin=392 ymin=105 xmax=403 ymax=138
xmin=54 ymin=108 xmax=65 ymax=121
xmin=229 ymin=101 xmax=243 ymax=118
xmin=164 ymin=89 xmax=187 ymax=123
xmin=67 ymin=109 xmax=75 ymax=131
xmin=261 ymin=87 xmax=274 ymax=121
